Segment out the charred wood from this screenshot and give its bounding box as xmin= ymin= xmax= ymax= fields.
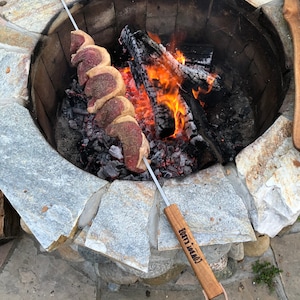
xmin=180 ymin=85 xmax=224 ymax=164
xmin=119 ymin=25 xmax=175 ymax=138
xmin=131 ymin=29 xmax=221 ymax=91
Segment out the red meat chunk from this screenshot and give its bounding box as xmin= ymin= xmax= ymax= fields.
xmin=94 ymin=96 xmax=135 ymax=128
xmin=106 ymin=116 xmax=149 ymax=173
xmin=84 ymin=66 xmax=126 ymax=114
xmin=70 ymin=30 xmax=95 ymax=54
xmin=71 ymin=45 xmax=111 ymax=86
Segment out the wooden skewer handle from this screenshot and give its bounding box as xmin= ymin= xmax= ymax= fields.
xmin=164 ymin=204 xmax=223 ymax=299
xmin=283 ymin=0 xmax=300 ymax=150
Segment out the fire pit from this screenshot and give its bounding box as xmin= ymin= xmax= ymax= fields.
xmin=1 ymin=0 xmax=300 ymax=288
xmin=34 ymin=0 xmax=289 ymax=182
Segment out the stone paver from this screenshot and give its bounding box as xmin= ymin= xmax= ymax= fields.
xmin=0 ymin=103 xmax=108 ymax=251
xmin=3 ymin=228 xmax=300 ymax=299
xmin=0 ymin=235 xmax=96 ymax=300
xmin=271 ymin=233 xmax=300 ymax=300
xmin=85 ymin=180 xmax=157 ymax=272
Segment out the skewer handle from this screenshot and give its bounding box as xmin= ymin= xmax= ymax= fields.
xmin=164 ymin=204 xmax=224 ymax=299
xmin=283 ymin=0 xmax=300 ymax=150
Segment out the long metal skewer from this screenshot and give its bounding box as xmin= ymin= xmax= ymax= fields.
xmin=142 ymin=157 xmax=170 ymax=206
xmin=60 ymin=0 xmax=79 ymax=30
xmin=60 ymin=1 xmax=227 ymax=298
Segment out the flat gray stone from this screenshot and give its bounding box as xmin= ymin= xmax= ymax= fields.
xmin=0 ymin=0 xmax=77 ymax=33
xmin=271 ymin=233 xmax=300 ymax=300
xmin=245 ymin=0 xmax=274 ymax=7
xmin=236 ymin=116 xmax=300 ymax=237
xmin=0 ymin=103 xmax=108 ymax=250
xmin=0 ymin=235 xmax=96 ymax=299
xmin=85 ymin=180 xmax=157 ymax=272
xmin=0 ymin=48 xmax=30 ymax=103
xmin=0 ymin=18 xmax=40 ymax=51
xmin=158 ymin=164 xmax=256 ymax=250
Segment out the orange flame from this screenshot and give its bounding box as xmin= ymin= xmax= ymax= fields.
xmin=192 ymin=73 xmax=218 ymax=101
xmin=147 ymin=32 xmax=161 ymax=44
xmin=174 ymin=49 xmax=186 ymax=65
xmin=146 ymin=63 xmax=186 ymax=137
xmin=119 ymin=43 xmax=217 ymax=139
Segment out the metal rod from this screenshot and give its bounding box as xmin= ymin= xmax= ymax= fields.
xmin=60 ymin=0 xmax=79 ymax=30
xmin=142 ymin=157 xmax=170 ymax=207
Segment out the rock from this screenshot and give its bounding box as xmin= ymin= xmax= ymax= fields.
xmin=236 ymin=116 xmax=300 ymax=237
xmin=244 ymin=232 xmax=270 ymax=257
xmin=141 ymin=264 xmax=186 ymax=286
xmin=56 ymin=244 xmax=85 ymax=262
xmin=0 ymin=103 xmax=108 ymax=251
xmin=0 ymin=49 xmax=30 ymax=104
xmin=158 ymin=164 xmax=256 ymax=250
xmin=0 ymin=0 xmax=77 ymax=33
xmin=228 ymin=243 xmax=244 ymax=261
xmin=0 ymin=19 xmax=39 ymax=51
xmin=97 ymin=262 xmax=139 ymax=285
xmin=20 ymin=219 xmax=32 ymax=235
xmin=85 ymin=180 xmax=157 ymax=272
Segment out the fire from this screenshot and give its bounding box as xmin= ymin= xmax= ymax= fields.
xmin=120 ymin=67 xmax=155 ymax=127
xmin=119 ymin=45 xmax=216 ymax=139
xmin=192 ymin=73 xmax=218 ymax=100
xmin=146 ymin=62 xmax=186 ymax=137
xmin=174 ymin=49 xmax=186 ymax=65
xmin=119 ymin=50 xmax=188 ymax=138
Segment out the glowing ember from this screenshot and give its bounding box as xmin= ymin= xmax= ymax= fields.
xmin=120 ymin=67 xmax=155 ymax=128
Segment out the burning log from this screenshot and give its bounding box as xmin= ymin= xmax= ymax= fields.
xmin=119 ymin=25 xmax=222 ymax=140
xmin=119 ymin=26 xmax=176 ymax=138
xmin=119 ymin=25 xmax=221 ymax=90
xmin=135 ymin=29 xmax=221 ymax=91
xmin=180 ymin=86 xmax=224 ymax=163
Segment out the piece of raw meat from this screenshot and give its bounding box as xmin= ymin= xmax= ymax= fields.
xmin=94 ymin=96 xmax=135 ymax=128
xmin=70 ymin=29 xmax=95 ymax=54
xmin=71 ymin=45 xmax=111 ymax=86
xmin=84 ymin=65 xmax=126 ymax=114
xmin=106 ymin=115 xmax=150 ymax=173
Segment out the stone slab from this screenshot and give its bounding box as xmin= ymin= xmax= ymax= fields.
xmin=0 ymin=103 xmax=108 ymax=250
xmin=85 ymin=180 xmax=157 ymax=272
xmin=0 ymin=235 xmax=96 ymax=299
xmin=246 ymin=0 xmax=274 ymax=7
xmin=0 ymin=18 xmax=40 ymax=51
xmin=0 ymin=0 xmax=77 ymax=34
xmin=271 ymin=233 xmax=300 ymax=300
xmin=158 ymin=164 xmax=256 ymax=251
xmin=236 ymin=116 xmax=300 ymax=237
xmin=0 ymin=48 xmax=30 ymax=103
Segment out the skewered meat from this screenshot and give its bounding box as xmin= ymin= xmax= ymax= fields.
xmin=70 ymin=29 xmax=95 ymax=54
xmin=71 ymin=45 xmax=111 ymax=86
xmin=84 ymin=65 xmax=126 ymax=114
xmin=106 ymin=116 xmax=150 ymax=173
xmin=70 ymin=29 xmax=150 ymax=173
xmin=94 ymin=96 xmax=135 ymax=129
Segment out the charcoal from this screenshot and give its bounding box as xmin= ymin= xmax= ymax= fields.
xmin=97 ymin=160 xmax=122 ymax=181
xmin=109 ymin=145 xmax=124 ymax=160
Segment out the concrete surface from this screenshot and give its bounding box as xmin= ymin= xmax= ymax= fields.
xmin=1 ymin=226 xmax=300 ymax=300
